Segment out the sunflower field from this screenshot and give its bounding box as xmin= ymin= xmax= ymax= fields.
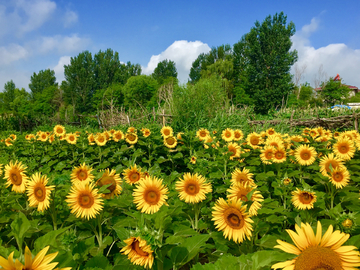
xmin=0 ymin=125 xmax=360 ymax=269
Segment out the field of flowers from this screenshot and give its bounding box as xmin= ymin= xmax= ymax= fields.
xmin=0 ymin=125 xmax=360 ymax=269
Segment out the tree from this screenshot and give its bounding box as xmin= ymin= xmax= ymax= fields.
xmin=29 ymin=69 xmax=57 ymax=99
xmin=320 ymin=77 xmax=350 ymax=106
xmin=152 ymin=59 xmax=178 ymax=85
xmin=122 ymin=75 xmax=158 ymax=108
xmin=235 ymin=12 xmax=298 ymax=114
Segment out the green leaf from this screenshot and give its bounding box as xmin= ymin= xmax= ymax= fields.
xmin=10 ymin=212 xmax=31 ymax=247
xmin=34 ymin=226 xmax=71 ymax=251
xmin=54 ymin=161 xmax=66 ymax=171
xmin=84 ymin=255 xmax=110 ymax=269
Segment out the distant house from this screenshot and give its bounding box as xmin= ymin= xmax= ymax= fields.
xmin=314 ymin=74 xmax=359 ymax=97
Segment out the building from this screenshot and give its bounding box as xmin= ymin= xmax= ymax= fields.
xmin=314 ymin=74 xmax=359 ymax=97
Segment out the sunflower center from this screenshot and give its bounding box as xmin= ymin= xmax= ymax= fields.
xmin=77 ymin=170 xmax=88 ymax=180
xmin=339 ymin=144 xmax=349 ymax=153
xmin=225 ymin=131 xmax=231 ymax=138
xmin=250 ymin=136 xmax=259 ymax=145
xmin=275 ymin=152 xmax=284 ymax=159
xmin=128 ymin=134 xmax=136 ymax=141
xmin=144 ymin=189 xmax=160 ymax=205
xmin=98 ymin=137 xmax=105 ymax=143
xmin=228 ymin=147 xmax=236 ymax=156
xmin=34 ymin=186 xmax=46 ymax=202
xmin=342 ymin=218 xmax=353 ymax=228
xmin=10 ymin=171 xmax=22 ymax=185
xmin=300 ymin=151 xmax=310 ymax=160
xmin=224 ymin=209 xmax=244 ymax=229
xmin=130 ymin=172 xmax=140 ymax=182
xmin=166 ymin=137 xmax=175 ymax=145
xmin=265 ymin=151 xmax=273 ymax=159
xmin=185 ymin=182 xmax=199 ymax=195
xmin=200 ymin=131 xmax=207 ymax=137
xmin=294 ymin=246 xmax=342 ymax=270
xmin=99 ymin=176 xmax=116 ymax=192
xmin=237 ymin=192 xmax=248 ymax=202
xmin=299 ymin=192 xmax=314 ymax=204
xmin=333 ymin=172 xmax=344 ymax=182
xmin=57 ymin=128 xmax=63 ymax=133
xmin=235 ymin=132 xmax=241 ymax=139
xmin=78 ymin=193 xmax=94 ymax=208
xmin=132 ymin=240 xmax=149 ymax=256
xmin=325 ymin=160 xmax=339 ymax=173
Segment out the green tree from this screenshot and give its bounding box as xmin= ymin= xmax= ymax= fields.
xmin=29 ymin=69 xmax=57 ymax=99
xmin=1 ymin=80 xmax=16 ymax=111
xmin=235 ymin=12 xmax=298 ymax=114
xmin=152 ymin=59 xmax=178 ymax=85
xmin=320 ymin=77 xmax=350 ymax=106
xmin=122 ymin=75 xmax=158 ymax=108
xmin=116 ymin=61 xmax=142 ymax=85
xmin=32 ymin=85 xmax=60 ymax=116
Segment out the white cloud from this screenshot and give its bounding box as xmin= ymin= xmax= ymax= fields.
xmin=0 ymin=44 xmax=29 ymax=65
xmin=53 ymin=56 xmax=71 ymax=84
xmin=291 ymin=17 xmax=360 ymax=88
xmin=37 ymin=34 xmax=90 ymax=54
xmin=143 ymin=40 xmax=211 ymax=83
xmin=63 ymin=10 xmax=78 ymax=28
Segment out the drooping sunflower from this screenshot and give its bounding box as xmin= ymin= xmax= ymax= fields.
xmin=272 ymin=148 xmax=287 ymax=163
xmin=95 ymin=133 xmax=107 ymax=146
xmin=88 ymin=133 xmax=96 ymax=145
xmin=328 ymin=166 xmax=351 ymax=189
xmin=103 ymin=130 xmax=111 ymax=141
xmin=260 ymin=145 xmax=276 ymax=164
xmin=291 ymin=188 xmax=317 ymax=210
xmin=212 ymin=198 xmax=253 ymax=243
xmin=26 ymin=172 xmax=54 ymax=212
xmin=227 ymin=182 xmax=264 ymax=216
xmin=113 ymin=130 xmax=125 ymax=142
xmin=53 ymin=125 xmax=66 ymax=137
xmin=160 ymin=126 xmax=173 ymax=138
xmin=175 ymin=173 xmax=212 ymax=204
xmin=319 ymin=153 xmax=345 ymax=176
xmin=271 ymin=221 xmax=360 ymax=270
xmin=290 ymin=135 xmax=303 ymax=143
xmin=5 ymin=138 xmax=13 ymax=146
xmin=141 ymin=128 xmax=151 ymax=138
xmin=294 ymin=144 xmax=317 ymax=166
xmin=125 ymin=132 xmax=138 ymax=145
xmin=120 ymin=236 xmax=154 ymax=269
xmin=65 ymin=182 xmax=104 ymax=220
xmin=246 ymin=132 xmax=263 ymax=149
xmin=96 ymin=169 xmax=122 ymax=199
xmin=48 ymin=134 xmax=55 ymax=143
xmin=127 ymin=126 xmax=137 ymax=134
xmin=66 ymin=133 xmax=77 ymax=145
xmin=71 ymin=163 xmax=94 ymax=185
xmin=333 ymin=137 xmax=355 ymax=160
xmin=9 ymin=134 xmax=16 ymax=141
xmin=196 ymin=128 xmax=210 ymax=141
xmin=231 ymin=168 xmax=255 ymax=186
xmin=221 ymin=128 xmax=234 ymax=142
xmin=132 ymin=176 xmax=169 ymax=214
xmin=226 ymin=142 xmax=241 ymax=160
xmin=164 ymin=136 xmax=177 ymax=148
xmin=4 ymin=160 xmax=29 ymax=193
xmin=123 ymin=164 xmax=144 ymax=185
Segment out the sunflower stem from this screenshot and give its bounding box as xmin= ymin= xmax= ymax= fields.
xmin=50 ymin=189 xmax=58 ymax=230
xmin=194 ymin=203 xmax=200 ymax=231
xmin=98 ymin=212 xmax=103 ymax=247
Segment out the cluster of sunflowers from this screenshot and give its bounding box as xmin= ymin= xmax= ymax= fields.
xmin=1 ymin=124 xmax=360 ymax=269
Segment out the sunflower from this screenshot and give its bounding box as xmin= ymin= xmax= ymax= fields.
xmin=319 ymin=153 xmax=345 ymax=176
xmin=160 ymin=126 xmax=173 ymax=138
xmin=120 ymin=236 xmax=154 ymax=269
xmin=103 ymin=130 xmax=111 ymax=141
xmin=177 ymin=132 xmax=184 ymax=140
xmin=164 ymin=136 xmax=177 ymax=148
xmin=0 ymin=251 xmax=22 ymax=269
xmin=66 ymin=133 xmax=77 ymax=144
xmin=125 ymin=132 xmax=138 ymax=145
xmin=290 ymin=135 xmax=303 ymax=143
xmin=53 ymin=125 xmax=66 ymax=137
xmin=96 ymin=169 xmax=122 ymax=199
xmin=333 ymin=137 xmax=355 ymax=160
xmin=123 ymin=164 xmax=144 ymax=185
xmin=88 ymin=133 xmax=96 ymax=145
xmin=266 ymin=128 xmax=276 ymax=136
xmin=272 ymin=148 xmax=287 ymax=163
xmin=221 ymin=128 xmax=234 ymax=142
xmin=231 ymin=168 xmax=255 ymax=186
xmin=246 ymin=132 xmax=263 ymax=149
xmin=291 ymin=188 xmax=317 ymax=210
xmin=4 ymin=160 xmax=29 ymax=193
xmin=65 ymin=182 xmax=104 ymax=219
xmin=271 ymin=221 xmax=360 ymax=270
xmin=212 ymin=198 xmax=253 ymax=243
xmin=232 ymin=129 xmax=243 ymax=141
xmin=190 ymin=156 xmax=197 ymax=164
xmin=26 ymin=172 xmax=54 ymax=212
xmin=71 ymin=163 xmax=94 ymax=185
xmin=283 ymin=178 xmax=291 ymax=185
xmin=113 ymin=130 xmax=125 ymax=142
xmin=175 ymin=173 xmax=212 ymax=204
xmin=265 ymin=136 xmax=284 ymax=149
xmin=127 ymin=126 xmax=137 ymax=133
xmin=226 ymin=142 xmax=241 ymax=160
xmin=9 ymin=134 xmax=16 ymax=140
xmin=95 ymin=133 xmax=107 ymax=146
xmin=196 ymin=128 xmax=210 ymax=141
xmin=227 ymin=182 xmax=263 ymax=216
xmin=260 ymin=145 xmax=275 ymax=164
xmin=328 ymin=166 xmax=350 ymax=189
xmin=5 ymin=138 xmax=13 ymax=146
xmin=38 ymin=132 xmax=48 ymax=142
xmin=141 ymin=128 xmax=151 ymax=138
xmin=294 ymin=144 xmax=317 ymax=166
xmin=48 ymin=134 xmax=55 ymax=143
xmin=309 ymin=128 xmax=319 ymax=138
xmin=133 ymin=176 xmax=169 ymax=214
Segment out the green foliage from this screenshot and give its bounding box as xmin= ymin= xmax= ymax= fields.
xmin=347 ymin=92 xmax=360 ymax=103
xmin=29 ymin=69 xmax=58 ymax=100
xmin=152 ymin=59 xmax=178 ymax=85
xmin=320 ymin=77 xmax=350 ymax=106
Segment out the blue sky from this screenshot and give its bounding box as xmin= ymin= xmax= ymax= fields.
xmin=1 ymin=0 xmax=360 ymax=91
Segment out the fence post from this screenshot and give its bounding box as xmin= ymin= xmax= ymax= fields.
xmin=162 ymin=109 xmax=166 ymax=126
